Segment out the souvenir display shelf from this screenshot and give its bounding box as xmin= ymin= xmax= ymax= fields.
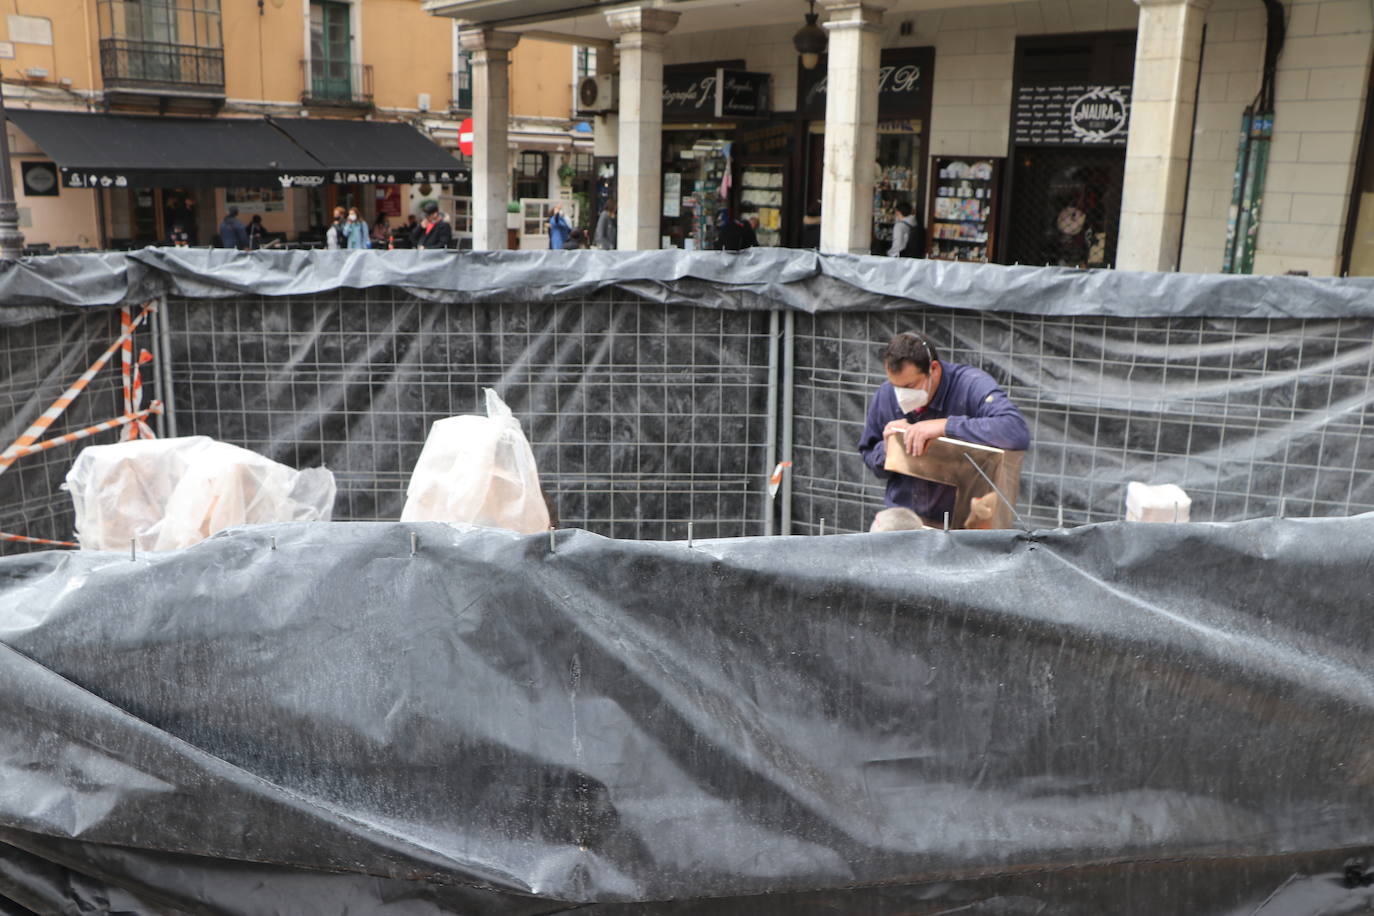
xmin=926 ymin=156 xmax=1002 ymax=262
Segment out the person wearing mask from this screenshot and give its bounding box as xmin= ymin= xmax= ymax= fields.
xmin=857 ymin=331 xmax=1029 ymax=526
xmin=548 ymin=203 xmax=571 ymax=250
xmin=343 ymin=207 xmax=370 ymax=249
xmin=325 ymin=206 xmax=347 ymax=250
xmin=219 ymin=206 xmax=249 ymax=250
xmin=888 ymin=199 xmax=923 ymax=258
xmin=245 ymin=214 xmax=268 ymax=250
xmin=594 ymin=198 xmax=617 ymax=250
xmin=166 ymin=223 xmax=190 ymax=247
xmin=412 ymin=201 xmax=452 ymax=250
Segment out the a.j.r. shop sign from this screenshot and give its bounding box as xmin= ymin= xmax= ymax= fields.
xmin=798 ymin=46 xmax=934 ymax=120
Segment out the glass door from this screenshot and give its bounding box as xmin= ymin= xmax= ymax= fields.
xmin=309 ymin=1 xmax=351 ymax=101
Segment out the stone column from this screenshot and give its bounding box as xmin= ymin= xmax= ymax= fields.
xmin=459 ymin=28 xmax=520 ymax=251
xmin=606 ymin=7 xmax=679 ymax=250
xmin=1117 ymin=0 xmax=1211 ymax=271
xmin=819 ymin=0 xmax=886 ymax=255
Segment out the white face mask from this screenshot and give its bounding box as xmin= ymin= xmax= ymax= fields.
xmin=895 ymin=385 xmax=930 ymax=413
xmin=347 ymin=214 xmax=357 ymax=222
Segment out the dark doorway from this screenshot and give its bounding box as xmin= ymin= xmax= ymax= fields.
xmin=1007 ymin=147 xmax=1124 ymax=268
xmin=1002 ymin=30 xmax=1135 ymax=267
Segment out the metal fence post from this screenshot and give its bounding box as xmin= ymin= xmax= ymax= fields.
xmin=764 ymin=309 xmax=780 ymax=536
xmin=155 ymin=294 xmax=178 ymax=438
xmin=780 ymin=310 xmax=794 ymax=535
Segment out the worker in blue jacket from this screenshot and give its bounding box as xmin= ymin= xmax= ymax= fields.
xmin=858 ymin=331 xmax=1030 ymax=524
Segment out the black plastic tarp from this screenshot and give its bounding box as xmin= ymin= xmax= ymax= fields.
xmin=3 ymin=249 xmax=1374 ymax=320
xmin=4 ymin=518 xmax=1374 ymax=912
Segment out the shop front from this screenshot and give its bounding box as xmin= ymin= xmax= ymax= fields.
xmin=1002 ymin=31 xmax=1136 ymax=268
xmin=660 ymin=63 xmax=774 ymax=250
xmin=799 ymin=46 xmax=934 ymax=255
xmin=8 ymin=110 xmax=465 ymax=248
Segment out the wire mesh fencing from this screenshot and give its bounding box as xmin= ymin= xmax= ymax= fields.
xmin=790 ymin=309 xmax=1374 ymax=534
xmin=5 ymin=288 xmax=1374 ymax=551
xmin=161 ymin=288 xmax=776 ymax=541
xmin=0 ymin=309 xmax=137 ymax=548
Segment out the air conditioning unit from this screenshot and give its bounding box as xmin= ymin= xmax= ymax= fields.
xmin=576 ymin=74 xmax=616 ymax=114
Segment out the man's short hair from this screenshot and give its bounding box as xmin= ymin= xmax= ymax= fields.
xmin=870 ymin=507 xmax=927 ymax=532
xmin=894 ymin=199 xmax=913 ymax=217
xmin=422 ymin=201 xmax=439 ymax=215
xmin=881 ymin=331 xmax=939 ymax=373
xmin=226 ymin=205 xmax=238 ymax=217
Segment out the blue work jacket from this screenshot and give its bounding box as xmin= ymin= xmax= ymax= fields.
xmin=857 ymin=361 xmax=1030 ymax=520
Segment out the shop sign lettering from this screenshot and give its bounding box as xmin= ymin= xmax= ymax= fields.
xmin=799 ymin=47 xmax=933 ymax=119
xmin=1014 ymin=83 xmax=1132 ymax=147
xmin=278 ymin=174 xmax=325 ymax=188
xmin=1070 ymin=87 xmax=1128 ymax=142
xmin=664 ymin=74 xmax=718 ymax=113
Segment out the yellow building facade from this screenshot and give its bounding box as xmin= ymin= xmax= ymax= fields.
xmin=2 ymin=0 xmax=586 ymax=249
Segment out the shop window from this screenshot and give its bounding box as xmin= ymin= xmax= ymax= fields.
xmin=515 ymin=151 xmax=548 ymax=200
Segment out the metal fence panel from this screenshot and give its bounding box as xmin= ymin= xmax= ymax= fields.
xmin=0 ymin=310 xmax=134 ymax=548
xmin=789 ymin=309 xmax=1374 ymax=533
xmin=162 ymin=288 xmax=776 ymax=541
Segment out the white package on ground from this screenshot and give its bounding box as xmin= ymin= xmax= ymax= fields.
xmin=401 ymin=389 xmax=550 ymax=534
xmin=65 ymin=436 xmax=336 ymax=551
xmin=1125 ymin=481 xmax=1192 ymax=523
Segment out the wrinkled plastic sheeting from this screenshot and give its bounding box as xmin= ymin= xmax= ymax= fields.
xmin=7 ymin=248 xmax=1374 ymax=320
xmin=64 ymin=435 xmax=335 ymax=550
xmin=2 ymin=517 xmax=1374 ymax=913
xmin=401 ymin=389 xmax=550 ymax=534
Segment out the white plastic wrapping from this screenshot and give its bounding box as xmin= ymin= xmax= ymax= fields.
xmin=1125 ymin=481 xmax=1192 ymax=523
xmin=65 ymin=436 xmax=336 ymax=551
xmin=401 ymin=389 xmax=550 ymax=534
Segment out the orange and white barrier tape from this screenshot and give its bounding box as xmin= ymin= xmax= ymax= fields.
xmin=7 ymin=402 xmax=163 ymax=459
xmin=119 ymin=306 xmax=156 ymax=441
xmin=768 ymin=460 xmax=793 ymax=499
xmin=0 ymin=301 xmax=154 ymax=474
xmin=0 ymin=531 xmax=78 ymax=548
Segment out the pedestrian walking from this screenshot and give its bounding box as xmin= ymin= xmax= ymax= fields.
xmin=343 ymin=207 xmax=370 ymax=249
xmin=594 ymin=198 xmax=617 ymax=250
xmin=219 ymin=206 xmax=249 ymax=250
xmin=548 ymin=204 xmax=571 ymax=250
xmin=325 ymin=206 xmax=347 ymax=250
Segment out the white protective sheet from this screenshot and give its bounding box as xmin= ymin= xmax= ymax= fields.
xmin=65 ymin=436 xmax=336 ymax=551
xmin=401 ymin=389 xmax=550 ymax=534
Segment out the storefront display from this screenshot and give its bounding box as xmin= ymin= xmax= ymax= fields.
xmin=661 ymin=131 xmax=731 ymax=249
xmin=738 ymin=166 xmax=784 ymax=246
xmin=926 ymin=156 xmax=1002 ymax=262
xmin=872 ymin=122 xmax=923 ymax=256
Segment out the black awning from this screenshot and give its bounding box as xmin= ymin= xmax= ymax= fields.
xmin=268 ymin=118 xmax=467 ymax=185
xmin=7 ymin=110 xmax=324 ymax=190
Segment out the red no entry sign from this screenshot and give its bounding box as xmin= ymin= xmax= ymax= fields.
xmin=459 ymin=117 xmax=474 ymax=157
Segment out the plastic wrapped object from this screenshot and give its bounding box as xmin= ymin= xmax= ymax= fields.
xmin=401 ymin=388 xmax=550 ymax=534
xmin=64 ymin=436 xmax=336 ymax=551
xmin=1125 ymin=481 xmax=1192 ymax=522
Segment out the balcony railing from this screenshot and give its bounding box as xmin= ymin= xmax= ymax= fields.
xmin=301 ymin=60 xmax=373 ymax=107
xmin=99 ymin=38 xmax=225 ymax=93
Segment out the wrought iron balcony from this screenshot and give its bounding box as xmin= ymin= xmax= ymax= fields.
xmin=97 ymin=0 xmax=223 ymax=96
xmin=99 ymin=38 xmax=225 ymax=94
xmin=301 ymin=60 xmax=373 ymax=107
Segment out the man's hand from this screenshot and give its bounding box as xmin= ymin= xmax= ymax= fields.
xmin=883 ymin=418 xmax=911 ymax=439
xmin=901 ymin=418 xmax=947 ymax=456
